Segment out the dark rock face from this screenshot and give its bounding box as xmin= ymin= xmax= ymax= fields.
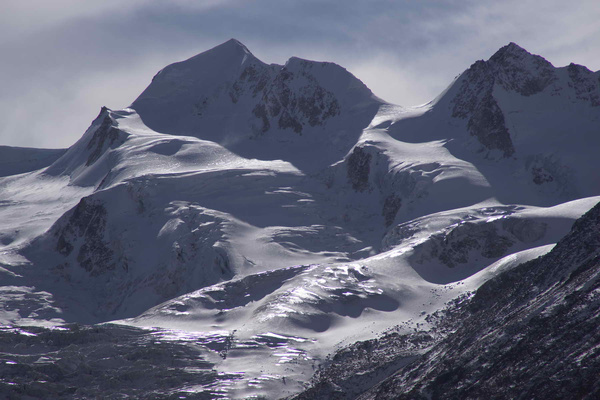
xmin=567 ymin=63 xmax=600 ymax=107
xmin=451 ymin=43 xmax=560 ymax=158
xmin=501 ymin=217 xmax=547 ymax=243
xmin=466 ymin=93 xmax=514 ymax=157
xmin=253 ymin=60 xmax=341 ymax=134
xmin=423 ymin=222 xmax=513 ymax=267
xmin=412 ymin=216 xmax=546 ymax=268
xmin=86 ymin=110 xmax=127 ymax=166
xmin=382 ymin=195 xmax=402 ymax=227
xmin=0 ymin=324 xmax=220 ymax=399
xmin=53 ymin=197 xmax=118 ymax=277
xmin=488 ymin=42 xmax=557 ymax=96
xmin=294 ymin=332 xmax=435 ymax=400
xmin=194 ymin=55 xmax=344 ymax=136
xmin=525 ymin=154 xmax=577 ymax=198
xmin=370 ymin=202 xmax=600 ymax=400
xmin=451 ymin=60 xmax=494 ymax=120
xmin=347 ymin=147 xmax=372 ymax=192
xmin=191 ymin=56 xmax=345 ymax=137
xmin=252 ymin=103 xmax=271 ymax=133
xmin=229 ymin=63 xmax=272 ymax=104
xmin=295 ymin=202 xmax=600 ymax=400
xmin=450 ymin=43 xmax=600 ymax=161
xmin=452 ymin=61 xmax=515 ymax=157
xmin=532 ymin=166 xmax=554 ymax=184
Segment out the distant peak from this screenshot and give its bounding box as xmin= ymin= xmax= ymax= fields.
xmin=219 ymin=38 xmax=250 ymax=53
xmin=95 ymin=106 xmax=113 ymax=122
xmin=489 ymin=42 xmax=529 ymax=60
xmin=184 ymin=38 xmax=255 ymax=65
xmin=501 ymin=42 xmax=527 ymax=54
xmin=99 ymin=106 xmax=112 ymax=115
xmin=206 ymin=38 xmax=252 ymax=57
xmin=488 ymin=42 xmax=552 ymax=67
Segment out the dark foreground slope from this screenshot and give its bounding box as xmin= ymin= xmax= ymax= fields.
xmin=0 ymin=324 xmax=224 ymax=399
xmin=296 ymin=201 xmax=600 ymax=400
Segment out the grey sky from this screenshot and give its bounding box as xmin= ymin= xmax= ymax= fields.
xmin=2 ymin=0 xmax=599 ymax=148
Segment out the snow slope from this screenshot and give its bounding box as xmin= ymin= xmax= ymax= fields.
xmin=1 ymin=40 xmax=599 ymax=399
xmin=300 ymin=200 xmax=600 ymax=400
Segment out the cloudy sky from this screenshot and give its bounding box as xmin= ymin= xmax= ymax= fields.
xmin=2 ymin=0 xmax=600 ymax=148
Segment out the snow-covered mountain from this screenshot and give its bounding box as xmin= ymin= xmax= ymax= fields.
xmin=0 ymin=40 xmax=599 ymax=399
xmin=295 ymin=201 xmax=600 ymax=400
xmin=131 ymin=38 xmax=382 ymax=172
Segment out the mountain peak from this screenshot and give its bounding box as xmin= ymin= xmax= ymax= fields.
xmin=446 ymin=43 xmax=557 ymax=158
xmin=492 ymin=42 xmax=529 ymax=57
xmin=182 ymin=38 xmax=254 ymax=67
xmin=488 ymin=42 xmax=554 ymax=69
xmin=211 ymin=38 xmax=251 ymax=56
xmin=130 ymin=38 xmax=267 ymax=128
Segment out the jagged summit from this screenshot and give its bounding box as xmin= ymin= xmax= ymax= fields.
xmin=437 ymin=44 xmax=545 ymax=158
xmin=497 ymin=41 xmax=524 ymax=52
xmin=485 ymin=42 xmax=557 ymax=96
xmin=383 ymin=40 xmax=600 ymax=200
xmin=488 ymin=42 xmax=551 ymax=65
xmin=43 ymin=105 xmax=130 ymax=187
xmin=128 ymin=39 xmax=382 ymax=171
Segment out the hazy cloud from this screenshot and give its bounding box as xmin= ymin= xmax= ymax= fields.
xmin=2 ymin=0 xmax=599 ymax=148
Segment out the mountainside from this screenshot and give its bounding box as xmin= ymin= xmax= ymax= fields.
xmin=296 ymin=200 xmax=600 ymax=399
xmin=0 ymin=40 xmax=599 ymax=399
xmin=389 ymin=42 xmax=600 ymax=204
